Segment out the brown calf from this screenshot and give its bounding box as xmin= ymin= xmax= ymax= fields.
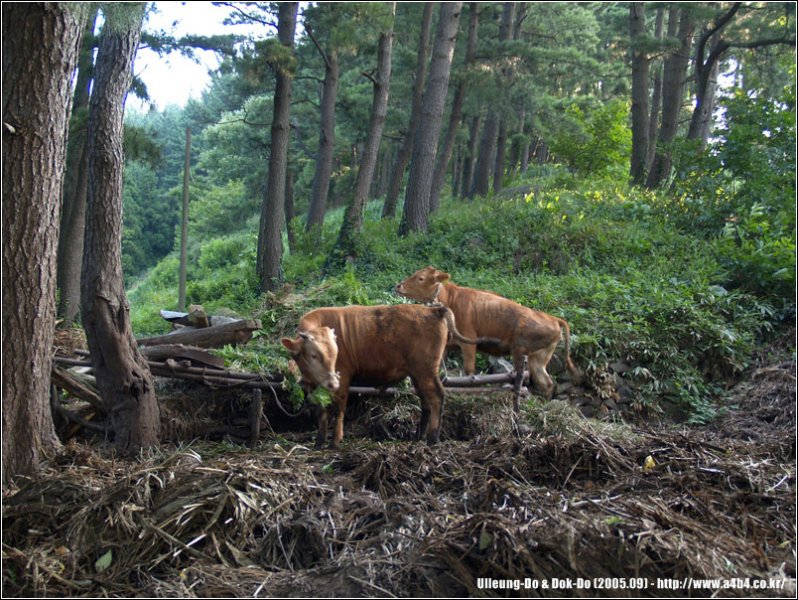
xmin=395 ymin=266 xmax=583 ymax=410
xmin=282 ymin=304 xmax=486 ymax=448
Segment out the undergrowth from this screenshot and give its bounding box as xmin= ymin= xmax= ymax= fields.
xmin=128 ymin=172 xmax=789 ymax=423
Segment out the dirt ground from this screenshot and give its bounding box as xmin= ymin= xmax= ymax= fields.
xmin=3 ymin=356 xmax=795 ymax=598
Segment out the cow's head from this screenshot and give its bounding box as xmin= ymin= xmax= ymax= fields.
xmin=281 ymin=327 xmax=340 ymax=392
xmin=395 ymin=266 xmax=450 ymax=303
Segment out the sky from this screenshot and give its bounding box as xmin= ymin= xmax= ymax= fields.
xmin=129 ymin=2 xmax=264 ymax=111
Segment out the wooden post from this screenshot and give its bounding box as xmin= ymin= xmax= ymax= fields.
xmin=178 ymin=127 xmax=191 ymax=311
xmin=249 ymin=388 xmax=263 ymax=446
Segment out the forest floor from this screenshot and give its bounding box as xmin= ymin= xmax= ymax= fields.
xmin=3 ymin=345 xmax=796 ymax=598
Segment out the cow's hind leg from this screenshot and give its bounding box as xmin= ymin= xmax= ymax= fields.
xmin=512 ymin=354 xmax=528 ymax=413
xmin=414 ymin=376 xmax=445 ymax=444
xmin=528 ymin=345 xmax=556 ymax=401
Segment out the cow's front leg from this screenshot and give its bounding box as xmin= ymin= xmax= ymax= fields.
xmin=315 ymin=402 xmax=329 ymax=449
xmin=330 ymin=379 xmax=350 ymax=448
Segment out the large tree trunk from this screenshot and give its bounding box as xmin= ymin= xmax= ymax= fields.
xmin=81 ymin=3 xmax=160 ymax=455
xmin=257 ymin=2 xmax=298 ymax=292
xmin=645 ymin=7 xmax=695 ymax=189
xmin=400 ymin=1 xmax=463 ymax=235
xmin=335 ymin=8 xmax=395 ymax=261
xmin=305 ymin=41 xmax=339 ymax=233
xmin=57 ymin=8 xmax=98 ymax=325
xmin=381 ymin=2 xmax=434 ymax=220
xmin=629 ymin=2 xmax=650 ymax=185
xmin=470 ymin=112 xmax=498 ymax=197
xmin=491 ymin=2 xmax=517 ymax=195
xmin=2 ymin=2 xmax=87 ymax=486
xmin=429 ymin=2 xmax=480 ymax=214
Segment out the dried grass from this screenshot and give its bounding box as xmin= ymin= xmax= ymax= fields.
xmin=3 ymin=363 xmax=795 ymax=598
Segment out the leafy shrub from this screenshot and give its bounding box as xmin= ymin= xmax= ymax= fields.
xmin=549 ymin=99 xmax=632 ymax=176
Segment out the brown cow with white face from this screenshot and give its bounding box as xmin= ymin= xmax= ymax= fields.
xmin=395 ymin=266 xmax=583 ymax=410
xmin=282 ymin=304 xmax=487 ymax=448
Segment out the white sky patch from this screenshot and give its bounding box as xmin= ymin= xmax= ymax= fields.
xmin=128 ymin=1 xmax=265 ymax=111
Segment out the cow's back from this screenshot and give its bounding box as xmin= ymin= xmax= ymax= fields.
xmin=300 ymin=305 xmax=449 ymax=385
xmin=444 ymin=285 xmax=523 ymax=341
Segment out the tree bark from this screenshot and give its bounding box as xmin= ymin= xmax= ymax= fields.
xmin=400 ymin=1 xmax=463 ymax=235
xmin=645 ymin=7 xmax=695 ymax=189
xmin=460 ymin=114 xmax=481 ymax=198
xmin=305 ymin=36 xmax=339 ymax=233
xmin=381 ymin=2 xmax=434 ymax=220
xmin=629 ymin=2 xmax=650 ymax=185
xmin=2 ymin=2 xmax=87 ymax=486
xmin=471 ymin=3 xmax=516 ymax=198
xmin=57 ymin=8 xmax=97 ymax=325
xmin=334 ymin=6 xmax=395 ymax=261
xmin=686 ymin=4 xmax=741 ymax=148
xmin=492 ymin=2 xmax=517 ymax=195
xmin=646 ymin=6 xmax=666 ymax=172
xmin=178 ymin=127 xmax=191 ymax=311
xmin=257 ymin=2 xmax=298 ymax=292
xmin=430 ymin=2 xmax=480 ymax=213
xmin=81 ymin=3 xmax=160 ymax=455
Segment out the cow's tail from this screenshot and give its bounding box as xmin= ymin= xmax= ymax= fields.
xmin=439 ymin=306 xmax=503 ymax=349
xmin=557 ymin=317 xmax=584 ymax=384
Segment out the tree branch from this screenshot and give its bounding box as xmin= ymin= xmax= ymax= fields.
xmin=305 ymin=22 xmax=331 ymax=70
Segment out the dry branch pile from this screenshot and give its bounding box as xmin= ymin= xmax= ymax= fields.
xmin=4 ymin=360 xmax=795 ymax=599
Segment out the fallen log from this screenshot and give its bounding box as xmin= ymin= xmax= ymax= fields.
xmin=349 ymin=384 xmax=528 ymax=397
xmin=442 ymin=372 xmax=529 ymax=387
xmin=137 ymin=319 xmax=261 ymax=349
xmin=140 ymin=345 xmax=225 ymax=369
xmin=51 ymin=365 xmax=105 ymax=414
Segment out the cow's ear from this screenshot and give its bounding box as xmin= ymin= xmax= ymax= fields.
xmin=281 ymin=337 xmax=301 ymax=354
xmin=435 ymin=271 xmax=451 ymax=283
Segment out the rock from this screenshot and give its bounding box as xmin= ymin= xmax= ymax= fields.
xmin=609 ymin=360 xmax=632 ymax=375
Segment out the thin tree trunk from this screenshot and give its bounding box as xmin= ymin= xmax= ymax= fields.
xmin=430 ymin=2 xmax=480 ymax=213
xmin=645 ymin=7 xmax=695 ymax=189
xmin=3 ymin=2 xmax=86 ymax=485
xmin=461 ymin=114 xmax=481 ymax=198
xmin=335 ymin=6 xmax=395 ymax=262
xmin=646 ymin=6 xmax=666 ymax=172
xmin=687 ymin=5 xmax=742 ymax=147
xmin=629 ymin=2 xmax=650 ymax=185
xmin=382 ymin=2 xmax=434 ymax=219
xmin=57 ymin=8 xmax=98 ymax=325
xmin=285 ymin=165 xmax=296 ymax=251
xmin=471 ymin=112 xmax=498 ymax=197
xmin=471 ymin=3 xmax=517 ymax=198
xmin=257 ymin=2 xmax=298 ymax=292
xmin=305 ymin=47 xmax=339 ymax=233
xmin=178 ymin=127 xmax=191 ymax=311
xmin=81 ymin=3 xmax=160 ymax=455
xmin=400 ymin=2 xmax=463 ymax=235
xmin=493 ymin=120 xmax=508 ymax=193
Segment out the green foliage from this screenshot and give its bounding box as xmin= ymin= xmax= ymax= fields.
xmin=670 ymin=76 xmax=796 ymax=303
xmin=122 ymin=161 xmax=178 ymax=281
xmin=549 ymin=99 xmax=632 ymax=176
